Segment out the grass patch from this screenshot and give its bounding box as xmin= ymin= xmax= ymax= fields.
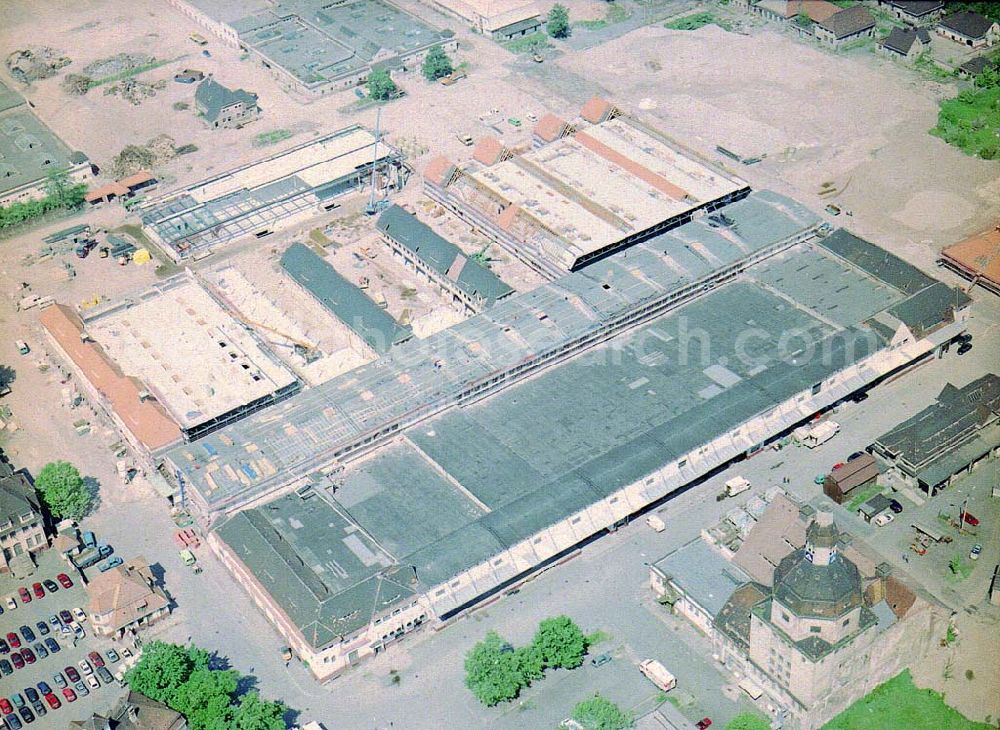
xmin=87 ymin=57 xmax=174 ymax=88
xmin=664 ymin=12 xmax=731 ymax=31
xmin=829 ymin=0 xmax=855 ymax=6
xmin=844 ymin=483 xmax=883 ymax=513
xmin=947 ymin=554 xmax=975 ymax=581
xmin=585 ymin=630 xmax=611 ymax=646
xmin=665 ymin=695 xmax=680 ymax=708
xmin=914 ymin=52 xmax=956 ymax=82
xmin=254 ymin=129 xmax=294 ymax=147
xmin=931 ymin=72 xmax=999 ymax=159
xmin=504 ymin=31 xmax=551 ymax=54
xmin=821 ymin=670 xmax=992 ymax=730
xmin=309 ymin=228 xmax=331 ymax=246
xmin=575 ymin=3 xmax=630 ymax=30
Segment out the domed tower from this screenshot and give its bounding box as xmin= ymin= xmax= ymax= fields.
xmin=768 ymin=511 xmax=863 ymax=644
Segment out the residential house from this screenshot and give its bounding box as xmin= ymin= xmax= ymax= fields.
xmin=86 ymin=556 xmax=170 ymax=637
xmin=936 ymin=10 xmax=999 ymax=48
xmin=70 ymin=690 xmax=186 ymax=730
xmin=815 ymin=6 xmax=876 ymax=46
xmin=0 ymin=467 xmax=48 ymax=572
xmin=880 ymin=27 xmax=932 ymax=60
xmin=823 ymin=454 xmax=879 ymax=504
xmin=751 ymin=0 xmax=840 ymax=25
xmin=869 ymin=374 xmax=1000 ymax=495
xmin=876 ymin=1 xmax=943 ymax=26
xmin=194 ymin=78 xmax=260 ymax=129
xmin=957 ymin=55 xmax=999 ymax=78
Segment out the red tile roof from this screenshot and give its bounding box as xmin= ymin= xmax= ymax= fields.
xmin=941 ymin=225 xmax=1000 ymax=288
xmin=580 ymin=96 xmax=612 ymax=124
xmin=534 ymin=114 xmax=568 ymax=142
xmin=39 ymin=305 xmax=182 ymax=452
xmin=472 ymin=137 xmax=506 ymax=166
xmin=422 ymin=155 xmax=455 ymax=187
xmin=574 ymin=131 xmax=689 ymax=201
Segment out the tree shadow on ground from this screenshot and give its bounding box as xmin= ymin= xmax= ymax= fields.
xmin=82 ymin=475 xmax=102 ymax=515
xmin=0 ymin=364 xmax=15 ymax=389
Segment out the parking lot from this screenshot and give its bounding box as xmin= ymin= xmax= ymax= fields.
xmin=0 ymin=549 xmax=137 ymax=728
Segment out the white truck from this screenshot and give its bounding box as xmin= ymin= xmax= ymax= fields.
xmin=638 ymin=659 xmax=676 ymax=691
xmin=795 ymin=420 xmax=840 ymax=448
xmin=645 ymin=514 xmax=666 ymax=532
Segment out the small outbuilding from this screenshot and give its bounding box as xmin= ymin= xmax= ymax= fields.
xmin=880 ymin=27 xmax=931 ymax=60
xmin=859 ymin=493 xmax=892 ymax=522
xmin=823 ymin=454 xmax=879 ymax=504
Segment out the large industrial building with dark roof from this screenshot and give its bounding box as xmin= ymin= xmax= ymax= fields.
xmin=159 ymin=180 xmax=974 ymax=680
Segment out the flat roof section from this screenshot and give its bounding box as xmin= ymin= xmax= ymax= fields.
xmin=39 ymin=305 xmax=183 ymax=452
xmin=0 ymin=80 xmax=85 ymax=198
xmin=83 ymin=275 xmax=299 ymax=433
xmin=428 ymin=0 xmax=539 ymax=32
xmin=653 ymin=539 xmax=752 ymax=618
xmin=940 ymin=225 xmax=1000 ymax=294
xmin=281 ymin=242 xmax=412 ymax=354
xmin=214 ymin=0 xmax=454 ymax=88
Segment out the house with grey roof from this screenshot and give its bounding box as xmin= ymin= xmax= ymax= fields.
xmin=880 ymin=27 xmax=932 ymax=59
xmin=936 ymin=10 xmax=999 ymax=48
xmin=376 ymin=204 xmax=514 ymax=313
xmin=876 ymin=1 xmax=943 ymax=26
xmin=0 ymin=467 xmax=48 ymax=572
xmin=194 ymin=77 xmax=260 ymax=129
xmin=814 ymin=6 xmax=875 ymax=46
xmin=869 ymin=373 xmax=1000 ymax=495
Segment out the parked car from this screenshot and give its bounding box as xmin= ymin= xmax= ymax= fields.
xmin=8 ymin=696 xmax=20 ymax=709
xmin=96 ymin=666 xmax=114 ymax=685
xmin=0 ymin=698 xmax=10 ymax=714
xmin=32 ymin=644 xmax=46 ymax=659
xmin=72 ymin=607 xmax=87 ymax=623
xmin=21 ymin=690 xmax=36 ymax=706
xmin=970 ymin=544 xmax=982 ymax=560
xmin=5 ymin=634 xmax=19 ymax=649
xmin=6 ymin=712 xmax=22 ymax=729
xmin=18 ymin=627 xmax=34 ymax=643
xmin=889 ymin=499 xmax=904 ymax=514
xmin=43 ymin=693 xmax=59 ymax=710
xmin=34 ymin=622 xmax=48 ymax=637
xmin=29 ymin=700 xmax=45 ymax=718
xmin=17 ymin=588 xmax=30 ymax=604
xmin=44 ymin=638 xmax=60 ymax=655
xmin=11 ymin=653 xmax=24 ymax=669
xmin=87 ymin=651 xmax=105 ymax=669
xmin=105 ymin=649 xmax=120 ymax=664
xmin=63 ymin=666 xmax=80 ymax=683
xmin=41 ymin=580 xmax=58 ymax=594
xmin=121 ymin=648 xmax=133 ymax=659
xmin=957 ymin=342 xmax=972 ymax=355
xmin=61 ymin=687 xmax=76 ymax=703
xmin=58 ymin=611 xmax=72 ymax=625
xmin=20 ymin=648 xmax=34 ymax=665
xmin=35 ymin=684 xmax=49 ymax=698
xmin=4 ymin=596 xmax=16 ymax=610
xmin=16 ymin=706 xmax=33 ymax=724
xmin=697 ymin=720 xmax=713 ymax=730
xmin=86 ymin=675 xmax=100 ymax=690
xmin=847 ymin=451 xmax=865 ymax=461
xmin=0 ymin=660 xmax=12 ymax=676
xmin=56 ymin=574 xmax=73 ymax=590
xmin=78 ymin=659 xmax=92 ymax=676
xmin=0 ymin=639 xmax=8 ymax=654
xmin=73 ymin=681 xmax=88 ymax=697
xmin=591 ymin=653 xmax=612 ymax=667
xmin=52 ymin=673 xmax=66 ymax=689
xmin=47 ymin=616 xmax=59 ymax=628
xmin=99 ymin=556 xmax=124 ymax=572
xmin=873 ymin=512 xmax=894 ymax=527
xmin=70 ymin=623 xmax=85 ymax=639
xmin=31 ymin=583 xmax=44 ymax=599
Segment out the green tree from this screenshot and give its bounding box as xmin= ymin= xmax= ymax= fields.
xmin=171 ymin=668 xmax=239 ymax=730
xmin=422 ymin=45 xmax=454 ymax=81
xmin=547 ymin=4 xmax=571 ymax=38
xmin=464 ymin=631 xmax=527 ymax=706
xmin=35 ymin=461 xmax=92 ymax=520
xmin=572 ymin=694 xmax=633 ymax=730
xmin=725 ymin=712 xmax=771 ymax=730
xmin=125 ymin=641 xmax=210 ymax=705
xmin=532 ymin=615 xmax=587 ymax=670
xmin=233 ymin=691 xmax=287 ymax=730
xmin=515 ymin=643 xmax=545 ymax=682
xmin=366 ymin=69 xmax=398 ymax=101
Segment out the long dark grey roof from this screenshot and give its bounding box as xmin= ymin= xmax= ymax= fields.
xmin=376 ymin=204 xmax=513 ymax=305
xmin=938 ymin=10 xmax=994 ymax=39
xmin=819 ymin=6 xmax=875 ymax=38
xmin=281 ymin=242 xmax=412 ymax=354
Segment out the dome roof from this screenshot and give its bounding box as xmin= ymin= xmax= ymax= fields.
xmin=773 ymin=548 xmax=862 ymax=619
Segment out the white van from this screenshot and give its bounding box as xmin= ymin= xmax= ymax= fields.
xmin=639 ymin=659 xmax=676 ymax=691
xmin=645 ymin=514 xmax=666 ymax=532
xmin=724 ymin=476 xmax=752 ymax=497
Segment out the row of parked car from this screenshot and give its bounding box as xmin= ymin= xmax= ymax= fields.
xmin=0 ymin=647 xmax=131 ymax=728
xmin=0 ymin=573 xmax=74 ymax=613
xmin=0 ymin=607 xmax=88 ymax=677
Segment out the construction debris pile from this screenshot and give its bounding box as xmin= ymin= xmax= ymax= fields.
xmin=5 ymin=47 xmax=71 ymax=83
xmin=83 ymin=52 xmax=154 ymax=80
xmin=104 ymin=77 xmax=166 ymax=105
xmin=110 ymin=135 xmax=177 ymax=178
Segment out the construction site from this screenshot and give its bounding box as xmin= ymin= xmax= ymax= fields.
xmin=153 ymin=182 xmax=972 ymax=680
xmin=138 ymin=124 xmax=405 ymax=262
xmin=423 ymin=98 xmax=751 ymax=278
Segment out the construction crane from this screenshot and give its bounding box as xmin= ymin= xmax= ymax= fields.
xmin=365 ymin=107 xmax=390 ymax=216
xmin=235 ymin=316 xmax=321 ymax=364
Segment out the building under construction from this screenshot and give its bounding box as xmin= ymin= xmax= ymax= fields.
xmin=139 ymin=125 xmax=404 ymax=262
xmin=423 ymin=98 xmax=750 ymax=278
xmin=161 ymin=188 xmax=971 ymax=681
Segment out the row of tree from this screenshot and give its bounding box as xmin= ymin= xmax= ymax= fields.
xmin=464 ymin=615 xmax=589 ymax=706
xmin=0 ymin=169 xmax=88 ymax=232
xmin=125 ymin=641 xmax=287 ymax=730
